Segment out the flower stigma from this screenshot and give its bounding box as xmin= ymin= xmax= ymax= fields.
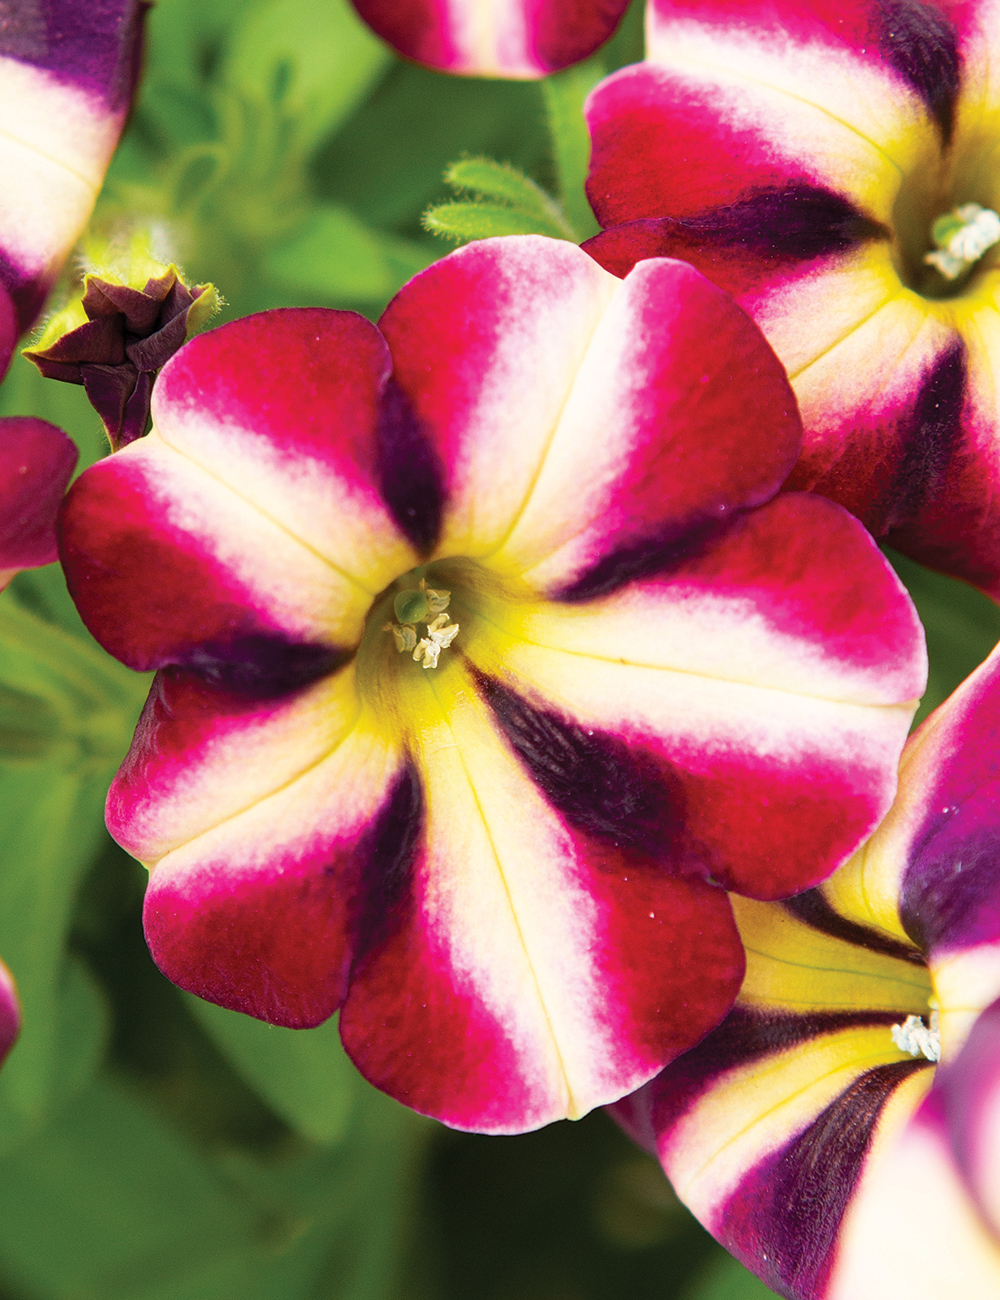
xmin=891 ymin=1007 xmax=941 ymax=1063
xmin=383 ymin=578 xmax=459 ymax=670
xmin=924 ymin=204 xmax=1000 ymax=282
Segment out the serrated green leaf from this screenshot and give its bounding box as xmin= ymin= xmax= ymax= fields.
xmin=424 ymin=200 xmax=572 ymax=244
xmin=264 ymin=204 xmax=435 ymax=304
xmin=184 ymin=996 xmax=358 ymax=1145
xmin=222 ymin=0 xmax=391 ymax=157
xmin=444 ymin=157 xmax=570 ymax=233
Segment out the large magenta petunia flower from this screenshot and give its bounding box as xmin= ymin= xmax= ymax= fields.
xmin=350 ymin=0 xmax=630 ymax=77
xmin=0 ymin=0 xmax=147 ymax=354
xmin=615 ymin=643 xmax=1000 ymax=1297
xmin=585 ymin=0 xmax=1000 ymax=595
xmin=59 ymin=237 xmax=925 ymax=1133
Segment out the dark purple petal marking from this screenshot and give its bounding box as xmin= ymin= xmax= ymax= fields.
xmin=901 ymin=822 xmax=1000 ymax=953
xmin=183 ymin=636 xmax=352 ymax=699
xmin=884 ymin=340 xmax=965 ymax=533
xmin=557 ymin=514 xmax=734 ymax=603
xmin=666 ymin=184 xmax=888 ymax=261
xmin=720 ymin=1059 xmax=931 ymax=1298
xmin=0 ymin=0 xmax=148 ymax=108
xmin=875 ymin=0 xmax=961 ymax=142
xmin=351 ymin=761 xmax=423 ymax=962
xmin=785 ymin=890 xmax=925 ymax=965
xmin=375 ymin=378 xmax=444 ymax=556
xmin=474 ymin=670 xmax=685 ymax=857
xmin=648 ymin=1005 xmax=912 ymax=1135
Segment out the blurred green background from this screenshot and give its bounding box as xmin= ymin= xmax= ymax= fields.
xmin=0 ymin=1 xmax=996 ymax=1296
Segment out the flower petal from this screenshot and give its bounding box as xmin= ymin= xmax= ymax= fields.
xmin=59 ymin=432 xmax=369 ymax=673
xmin=150 ymin=309 xmax=418 ymax=582
xmin=471 ymin=494 xmax=924 ymax=899
xmin=614 ymin=894 xmax=934 ymax=1300
xmin=340 ymin=674 xmax=743 ymax=1132
xmin=351 ymin=0 xmax=629 ymax=76
xmin=0 ymin=2 xmax=146 ymax=328
xmin=142 ymin=719 xmax=406 ymax=1029
xmin=0 ymin=960 xmax=18 ymax=1068
xmin=381 ymin=238 xmax=802 ymax=597
xmin=0 ymin=417 xmax=77 ymax=581
xmin=108 ymin=666 xmax=365 ymax=864
xmin=938 ymin=994 xmax=1000 ymax=1241
xmin=829 ymin=1086 xmax=1000 ymax=1298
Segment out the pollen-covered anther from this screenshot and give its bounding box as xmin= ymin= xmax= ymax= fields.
xmin=924 ymin=204 xmax=1000 ymax=280
xmin=412 ymin=614 xmax=460 ymax=669
xmin=891 ymin=1011 xmax=941 ymax=1062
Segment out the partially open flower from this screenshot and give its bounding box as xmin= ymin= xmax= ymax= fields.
xmin=585 ymin=0 xmax=1000 ymax=595
xmin=0 ymin=1 xmax=148 ymax=352
xmin=350 ymin=0 xmax=630 ymax=77
xmin=616 ymin=642 xmax=1000 ymax=1297
xmin=60 ymin=236 xmax=925 ymax=1132
xmin=24 ymin=247 xmax=219 ymax=451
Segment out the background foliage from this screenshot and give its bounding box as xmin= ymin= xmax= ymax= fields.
xmin=0 ymin=1 xmax=996 ymax=1296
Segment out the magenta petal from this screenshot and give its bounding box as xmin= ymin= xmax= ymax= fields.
xmin=0 ymin=960 xmax=19 ymax=1069
xmin=0 ymin=417 xmax=77 ymax=577
xmin=351 ymin=0 xmax=629 ymax=77
xmin=939 ymin=994 xmax=1000 ymax=1238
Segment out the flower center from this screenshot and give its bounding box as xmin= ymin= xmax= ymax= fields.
xmin=384 ymin=579 xmax=460 ymax=670
xmin=891 ymin=1005 xmax=941 ymax=1062
xmin=923 ymin=203 xmax=1000 ymax=282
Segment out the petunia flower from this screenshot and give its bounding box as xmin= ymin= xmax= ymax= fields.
xmin=0 ymin=417 xmax=77 ymax=590
xmin=0 ymin=0 xmax=148 ymax=358
xmin=614 ymin=642 xmax=1000 ymax=1297
xmin=350 ymin=0 xmax=630 ymax=77
xmin=584 ymin=0 xmax=1000 ymax=596
xmin=58 ymin=236 xmax=925 ymax=1133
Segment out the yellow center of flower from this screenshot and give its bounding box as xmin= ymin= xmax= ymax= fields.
xmin=356 ymin=558 xmax=531 ymax=730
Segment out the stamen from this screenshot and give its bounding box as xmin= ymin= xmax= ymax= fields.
xmin=385 ymin=586 xmax=458 ymax=668
xmin=924 ymin=203 xmax=1000 ymax=280
xmin=891 ymin=1011 xmax=941 ymax=1062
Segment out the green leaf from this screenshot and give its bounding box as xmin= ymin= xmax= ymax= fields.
xmin=184 ymin=996 xmax=358 ymax=1145
xmin=542 ymin=60 xmax=604 ymax=240
xmin=441 ymin=156 xmax=574 ymax=239
xmin=684 ymin=1252 xmax=783 ymax=1299
xmin=221 ymin=0 xmax=392 ymax=157
xmin=424 ymin=200 xmax=572 ymax=244
xmin=264 ymin=204 xmax=435 ymax=304
xmin=0 ymin=597 xmax=149 ymax=1149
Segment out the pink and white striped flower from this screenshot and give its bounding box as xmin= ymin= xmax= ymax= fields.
xmin=350 ymin=0 xmax=629 ymax=77
xmin=615 ymin=643 xmax=1000 ymax=1298
xmin=585 ymin=0 xmax=1000 ymax=596
xmin=0 ymin=1 xmax=147 ymax=357
xmin=59 ymin=236 xmax=926 ymax=1133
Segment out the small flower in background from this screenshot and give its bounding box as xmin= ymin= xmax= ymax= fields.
xmin=584 ymin=0 xmax=1000 ymax=596
xmin=0 ymin=962 xmax=19 ymax=1072
xmin=0 ymin=418 xmax=77 ymax=591
xmin=0 ymin=0 xmax=148 ymax=356
xmin=614 ymin=642 xmax=1000 ymax=1298
xmin=350 ymin=0 xmax=630 ymax=77
xmin=24 ymin=232 xmax=220 ymax=451
xmin=59 ymin=235 xmax=925 ymax=1133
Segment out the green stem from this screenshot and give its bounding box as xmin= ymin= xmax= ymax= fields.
xmin=542 ymin=58 xmax=605 ymax=242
